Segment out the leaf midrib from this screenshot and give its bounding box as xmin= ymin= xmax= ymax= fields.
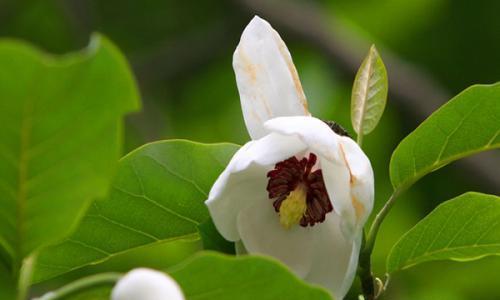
xmin=394 ymin=139 xmax=500 ymax=191
xmin=355 ymin=50 xmax=374 ymax=133
xmin=395 ymin=243 xmax=500 ymax=271
xmin=15 ymin=94 xmax=34 ymax=270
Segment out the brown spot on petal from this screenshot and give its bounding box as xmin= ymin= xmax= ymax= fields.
xmin=351 ymin=195 xmax=365 ymax=220
xmin=338 ymin=143 xmax=355 ymax=185
xmin=238 ymin=49 xmax=273 ymax=118
xmin=238 ymin=49 xmax=258 ymax=84
xmin=272 ymin=32 xmax=309 ymax=114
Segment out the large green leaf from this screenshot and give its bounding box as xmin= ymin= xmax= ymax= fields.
xmin=33 ymin=140 xmax=239 ymax=283
xmin=387 ymin=192 xmax=500 ymax=272
xmin=0 ymin=262 xmax=16 ymax=299
xmin=169 ymin=252 xmax=331 ymax=300
xmin=0 ymin=35 xmax=139 ymax=269
xmin=350 ymin=45 xmax=388 ymax=139
xmin=45 ymin=252 xmax=331 ymax=300
xmin=390 ymin=83 xmax=500 ymax=191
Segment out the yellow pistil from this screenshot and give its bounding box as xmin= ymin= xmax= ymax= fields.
xmin=279 ymin=184 xmax=307 ymax=229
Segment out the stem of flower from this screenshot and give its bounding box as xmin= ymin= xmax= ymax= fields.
xmin=34 ymin=273 xmax=123 ymax=300
xmin=356 ymin=133 xmax=364 ymax=147
xmin=359 ymin=190 xmax=400 ymax=299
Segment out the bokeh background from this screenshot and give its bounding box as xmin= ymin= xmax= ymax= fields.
xmin=1 ymin=0 xmax=499 ymax=299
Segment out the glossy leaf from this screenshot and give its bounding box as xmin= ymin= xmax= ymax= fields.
xmin=387 ymin=192 xmax=500 ymax=272
xmin=33 ymin=140 xmax=239 ymax=283
xmin=169 ymin=252 xmax=332 ymax=300
xmin=390 ymin=83 xmax=500 ymax=191
xmin=351 ymin=45 xmax=388 ymax=137
xmin=0 ymin=35 xmax=139 ymax=268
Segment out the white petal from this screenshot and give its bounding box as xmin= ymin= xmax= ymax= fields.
xmin=234 ymin=16 xmax=310 ymax=139
xmin=237 ymin=195 xmax=314 ymax=278
xmin=264 ymin=116 xmax=342 ymax=162
xmin=111 ymin=268 xmax=184 ymax=300
xmin=304 ymin=216 xmax=362 ymax=300
xmin=206 ymin=133 xmax=307 ymax=241
xmin=317 ymin=136 xmax=374 ymax=238
xmin=320 ymin=157 xmax=355 ymax=237
xmin=338 ymin=136 xmax=375 ymax=227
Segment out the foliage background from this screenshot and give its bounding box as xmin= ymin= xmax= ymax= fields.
xmin=0 ymin=0 xmax=499 ymax=299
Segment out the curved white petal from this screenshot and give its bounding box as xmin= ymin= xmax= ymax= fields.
xmin=206 ymin=133 xmax=307 ymax=241
xmin=264 ymin=116 xmax=342 ymax=162
xmin=111 ymin=268 xmax=184 ymax=300
xmin=304 ymin=216 xmax=362 ymax=300
xmin=237 ymin=195 xmax=314 ymax=278
xmin=319 ymin=157 xmax=354 ymax=238
xmin=264 ymin=116 xmax=374 ymax=237
xmin=234 ymin=16 xmax=309 ymax=140
xmin=339 ymin=136 xmax=375 ymax=226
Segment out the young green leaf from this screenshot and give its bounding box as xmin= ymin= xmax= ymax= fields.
xmin=33 ymin=140 xmax=239 ymax=283
xmin=168 ymin=252 xmax=332 ymax=300
xmin=0 ymin=35 xmax=139 ymax=271
xmin=390 ymin=83 xmax=500 ymax=192
xmin=387 ymin=192 xmax=500 ymax=273
xmin=351 ymin=45 xmax=388 ymax=143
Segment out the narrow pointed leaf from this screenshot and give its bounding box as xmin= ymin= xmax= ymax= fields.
xmin=0 ymin=35 xmax=140 ymax=269
xmin=387 ymin=192 xmax=500 ymax=273
xmin=390 ymin=83 xmax=500 ymax=191
xmin=33 ymin=140 xmax=239 ymax=283
xmin=351 ymin=45 xmax=388 ymax=136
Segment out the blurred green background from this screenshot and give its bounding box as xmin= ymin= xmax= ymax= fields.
xmin=1 ymin=0 xmax=499 ymax=299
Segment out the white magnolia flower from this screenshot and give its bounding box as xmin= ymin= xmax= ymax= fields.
xmin=111 ymin=268 xmax=185 ymax=300
xmin=205 ymin=16 xmax=374 ymax=299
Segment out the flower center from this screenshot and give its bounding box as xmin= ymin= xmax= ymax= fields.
xmin=266 ymin=153 xmax=333 ymax=229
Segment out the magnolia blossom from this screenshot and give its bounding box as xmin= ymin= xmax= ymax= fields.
xmin=205 ymin=16 xmax=374 ymax=299
xmin=111 ymin=268 xmax=185 ymax=300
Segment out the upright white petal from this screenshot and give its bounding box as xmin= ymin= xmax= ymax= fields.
xmin=234 ymin=16 xmax=310 ymax=140
xmin=206 ymin=133 xmax=307 ymax=241
xmin=237 ymin=194 xmax=314 ymax=277
xmin=111 ymin=268 xmax=184 ymax=300
xmin=305 ymin=215 xmax=362 ymax=299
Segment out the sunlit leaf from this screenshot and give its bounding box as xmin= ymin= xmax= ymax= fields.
xmin=390 ymin=83 xmax=500 ymax=191
xmin=387 ymin=192 xmax=500 ymax=272
xmin=33 ymin=140 xmax=239 ymax=283
xmin=0 ymin=35 xmax=140 ymax=271
xmin=169 ymin=252 xmax=332 ymax=300
xmin=351 ymin=45 xmax=388 ymax=138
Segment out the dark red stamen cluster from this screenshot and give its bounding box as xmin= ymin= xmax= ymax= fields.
xmin=266 ymin=153 xmax=333 ymax=227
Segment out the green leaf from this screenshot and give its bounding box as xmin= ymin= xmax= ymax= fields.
xmin=351 ymin=45 xmax=388 ymax=139
xmin=197 ymin=218 xmax=235 ymax=254
xmin=0 ymin=35 xmax=139 ymax=268
xmin=387 ymin=192 xmax=500 ymax=273
xmin=33 ymin=140 xmax=239 ymax=283
xmin=0 ymin=262 xmax=16 ymax=300
xmin=390 ymin=83 xmax=500 ymax=191
xmin=169 ymin=252 xmax=332 ymax=300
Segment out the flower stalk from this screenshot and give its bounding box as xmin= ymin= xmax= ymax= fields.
xmin=35 ymin=273 xmax=122 ymax=300
xmin=358 ymin=191 xmax=400 ymax=299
